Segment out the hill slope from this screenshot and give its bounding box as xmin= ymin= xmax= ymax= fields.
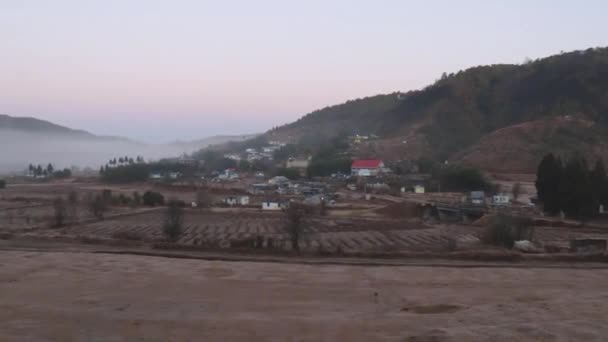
xmin=266 ymin=47 xmax=608 ymax=171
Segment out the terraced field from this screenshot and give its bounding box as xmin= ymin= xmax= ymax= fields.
xmin=25 ymin=210 xmax=482 ymax=252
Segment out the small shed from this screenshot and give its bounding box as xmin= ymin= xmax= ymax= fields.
xmin=414 ymin=185 xmax=425 ymax=194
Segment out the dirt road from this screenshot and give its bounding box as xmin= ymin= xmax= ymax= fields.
xmin=1 ymin=251 xmax=607 ymax=341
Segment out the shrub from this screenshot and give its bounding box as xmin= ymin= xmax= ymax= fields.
xmin=481 ymin=214 xmax=534 ymax=249
xmin=143 ymin=191 xmax=165 ymax=206
xmin=163 ymin=200 xmax=184 ymax=241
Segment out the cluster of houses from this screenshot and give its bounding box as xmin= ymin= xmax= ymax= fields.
xmin=225 ymin=141 xmax=287 ymax=162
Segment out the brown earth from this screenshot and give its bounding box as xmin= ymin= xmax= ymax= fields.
xmin=1 ymin=250 xmax=608 ymax=341
xmin=455 ymin=116 xmax=608 ymax=173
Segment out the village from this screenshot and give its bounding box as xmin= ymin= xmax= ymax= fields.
xmin=2 ymin=135 xmax=607 ymax=257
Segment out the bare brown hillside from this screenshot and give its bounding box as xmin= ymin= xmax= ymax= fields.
xmin=454 ymin=116 xmax=608 ymax=173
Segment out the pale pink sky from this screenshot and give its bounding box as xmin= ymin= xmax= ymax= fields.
xmin=1 ymin=0 xmax=607 ymax=142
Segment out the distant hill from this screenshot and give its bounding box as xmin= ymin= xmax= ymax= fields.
xmin=265 ymin=47 xmax=608 ymax=172
xmin=0 ymin=114 xmax=127 ymax=141
xmin=0 ymin=115 xmax=255 ymax=174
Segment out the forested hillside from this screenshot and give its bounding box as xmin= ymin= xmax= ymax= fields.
xmin=264 ymin=47 xmax=608 ymax=171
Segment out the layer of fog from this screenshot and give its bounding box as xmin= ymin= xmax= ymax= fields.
xmin=0 ymin=130 xmax=249 ymax=175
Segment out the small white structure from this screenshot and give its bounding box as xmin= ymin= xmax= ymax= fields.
xmin=493 ymin=193 xmax=511 ymax=205
xmin=224 ymin=196 xmax=250 ymax=206
xmin=262 ymin=201 xmax=286 ymax=211
xmin=414 ymin=185 xmax=425 ymax=194
xmin=469 ymin=191 xmax=486 ymax=205
xmin=168 ymin=172 xmax=182 ymax=179
xmin=149 ymin=173 xmax=162 ymax=180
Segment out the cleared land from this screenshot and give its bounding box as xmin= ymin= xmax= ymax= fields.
xmin=1 ymin=250 xmax=607 ymax=341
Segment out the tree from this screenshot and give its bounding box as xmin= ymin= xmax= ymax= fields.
xmin=481 ymin=214 xmax=534 ymax=249
xmin=0 ymin=179 xmax=6 ymax=189
xmin=99 ymin=166 xmax=105 ymax=175
xmin=195 ymin=191 xmax=211 ymax=208
xmin=36 ymin=165 xmax=43 ymax=176
xmin=559 ymin=158 xmax=594 ymax=220
xmin=68 ymin=191 xmax=79 ymax=221
xmin=163 ymin=200 xmax=184 ymax=241
xmin=512 ymin=182 xmax=522 ymax=201
xmin=52 ymin=197 xmax=67 ymax=227
xmin=46 ymin=163 xmax=54 ymax=174
xmin=132 ymin=191 xmax=142 ymax=206
xmin=591 ymin=160 xmax=608 ymax=207
xmin=285 ymin=202 xmax=305 ymax=252
xmin=87 ymin=194 xmax=107 ymax=219
xmin=535 ymin=153 xmax=562 ymax=215
xmin=143 ymin=191 xmax=165 ymax=206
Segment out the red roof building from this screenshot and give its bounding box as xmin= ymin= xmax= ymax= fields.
xmin=351 ymin=159 xmax=385 ymax=177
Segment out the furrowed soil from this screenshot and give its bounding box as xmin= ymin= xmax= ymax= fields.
xmin=1 ymin=250 xmax=607 ymax=341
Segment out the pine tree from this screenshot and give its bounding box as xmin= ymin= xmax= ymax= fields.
xmin=536 ymin=153 xmax=562 ymax=215
xmin=591 ymin=160 xmax=608 ymax=207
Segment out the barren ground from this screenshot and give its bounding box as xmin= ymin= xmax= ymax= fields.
xmin=1 ymin=250 xmax=607 ymax=341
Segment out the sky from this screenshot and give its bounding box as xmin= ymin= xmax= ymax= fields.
xmin=1 ymin=0 xmax=607 ymax=143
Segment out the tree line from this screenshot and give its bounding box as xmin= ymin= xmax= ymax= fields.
xmin=535 ymin=153 xmax=608 ymax=219
xmin=28 ymin=163 xmax=72 ymax=178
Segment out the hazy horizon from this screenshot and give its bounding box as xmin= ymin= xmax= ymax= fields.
xmin=2 ymin=0 xmax=608 ymax=142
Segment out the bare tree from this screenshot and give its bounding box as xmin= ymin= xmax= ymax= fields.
xmin=163 ymin=200 xmax=184 ymax=241
xmin=195 ymin=190 xmax=212 ymax=208
xmin=512 ymin=182 xmax=522 ymax=201
xmin=87 ymin=194 xmax=107 ymax=220
xmin=285 ymin=202 xmax=306 ymax=252
xmin=68 ymin=191 xmax=79 ymax=221
xmin=52 ymin=197 xmax=67 ymax=228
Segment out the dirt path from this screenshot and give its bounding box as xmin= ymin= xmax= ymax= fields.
xmin=1 ymin=250 xmax=607 ymax=341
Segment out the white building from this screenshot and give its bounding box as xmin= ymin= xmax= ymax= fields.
xmin=493 ymin=193 xmax=511 ymax=205
xmin=224 ymin=196 xmax=250 ymax=206
xmin=262 ymin=201 xmax=287 ymax=211
xmin=414 ymin=185 xmax=425 ymax=194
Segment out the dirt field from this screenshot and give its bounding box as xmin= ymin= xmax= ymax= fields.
xmin=1 ymin=250 xmax=607 ymax=341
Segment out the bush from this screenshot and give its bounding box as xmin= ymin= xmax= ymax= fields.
xmin=435 ymin=166 xmax=494 ymax=192
xmin=481 ymin=214 xmax=534 ymax=249
xmin=163 ymin=200 xmax=184 ymax=241
xmin=0 ymin=179 xmax=6 ymax=189
xmin=143 ymin=191 xmax=165 ymax=206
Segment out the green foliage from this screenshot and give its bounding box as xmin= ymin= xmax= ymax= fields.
xmin=191 ymin=149 xmax=236 ymax=172
xmin=434 ymin=166 xmax=492 ymax=192
xmin=481 ymin=214 xmax=534 ymax=249
xmin=163 ymin=200 xmax=184 ymax=241
xmin=101 ymin=164 xmax=150 ymax=183
xmin=307 ymin=158 xmax=351 ymax=177
xmin=535 ymin=153 xmax=563 ymax=215
xmin=53 ymin=168 xmax=72 ymax=178
xmin=273 ymin=144 xmax=298 ymax=162
xmin=268 ymin=48 xmax=608 ymax=160
xmin=536 ymin=153 xmax=607 ymax=219
xmin=143 ymin=191 xmax=165 ymax=207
